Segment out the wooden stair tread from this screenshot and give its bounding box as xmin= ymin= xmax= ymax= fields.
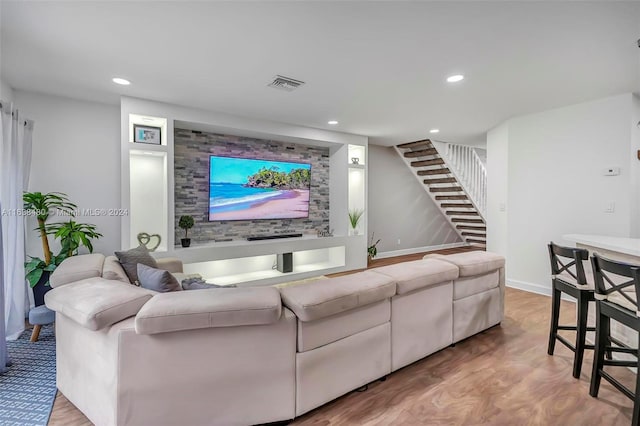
xmin=457 ymin=225 xmax=486 ymax=230
xmin=411 ymin=158 xmax=444 ymax=167
xmin=430 ymin=186 xmax=463 ymax=193
xmin=418 ymin=168 xmax=451 ymax=176
xmin=397 ymin=139 xmax=432 ymax=149
xmin=423 ymin=177 xmax=457 ymax=184
xmin=446 ymin=211 xmax=480 ymax=216
xmin=451 ymin=218 xmax=484 ymax=223
xmin=441 ymin=203 xmax=473 ymax=208
xmin=404 ymin=148 xmax=438 ymax=158
xmin=436 ymin=195 xmax=468 ymax=200
xmin=465 ymin=238 xmax=487 ymax=244
xmin=461 ymin=231 xmax=486 ymax=237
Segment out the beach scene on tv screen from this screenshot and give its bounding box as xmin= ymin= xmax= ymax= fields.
xmin=209 ymin=156 xmax=312 ymax=221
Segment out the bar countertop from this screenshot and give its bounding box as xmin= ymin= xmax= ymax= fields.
xmin=563 ymin=234 xmax=640 ymax=257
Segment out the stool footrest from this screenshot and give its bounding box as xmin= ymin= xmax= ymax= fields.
xmin=599 ymin=370 xmax=635 ymax=401
xmin=557 ymin=325 xmax=577 ymax=331
xmin=556 ymin=335 xmax=576 ymax=352
xmin=609 ymin=336 xmax=630 ymax=349
xmin=606 ymin=346 xmax=638 ymax=355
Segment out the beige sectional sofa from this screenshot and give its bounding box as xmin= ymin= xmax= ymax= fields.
xmin=45 ymin=250 xmax=505 ymax=426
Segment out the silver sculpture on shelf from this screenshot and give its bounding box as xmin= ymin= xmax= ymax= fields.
xmin=137 ymin=232 xmax=161 ymax=251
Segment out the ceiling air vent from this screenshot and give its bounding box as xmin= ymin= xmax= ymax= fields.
xmin=268 ymin=75 xmax=305 ymax=92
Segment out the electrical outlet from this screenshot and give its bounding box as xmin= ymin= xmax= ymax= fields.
xmin=604 ymin=202 xmax=615 ymax=213
xmin=499 ymin=203 xmax=506 ymax=212
xmin=397 ymin=239 xmax=401 ymax=245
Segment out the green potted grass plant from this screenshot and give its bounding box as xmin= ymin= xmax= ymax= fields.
xmin=348 ymin=208 xmax=364 ymax=236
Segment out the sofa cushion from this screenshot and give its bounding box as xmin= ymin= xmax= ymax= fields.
xmin=297 ymin=299 xmax=390 ymax=352
xmin=115 ymin=245 xmax=158 ymax=284
xmin=49 ymin=253 xmax=105 ymax=288
xmin=137 ymin=264 xmax=182 ymax=293
xmin=135 ymin=287 xmax=282 ymax=334
xmin=102 ymin=255 xmax=130 ymax=283
xmin=424 ymin=251 xmax=505 ymax=277
xmin=454 ymin=270 xmax=500 ymax=300
xmin=45 ymin=278 xmax=155 ymax=330
xmin=279 ymin=271 xmax=396 ymax=322
xmin=370 ymin=259 xmax=459 ymax=295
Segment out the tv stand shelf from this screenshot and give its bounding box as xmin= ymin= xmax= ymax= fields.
xmin=155 ymin=235 xmax=361 ymax=287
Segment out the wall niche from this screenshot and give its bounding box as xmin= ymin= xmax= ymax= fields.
xmin=174 ymin=128 xmax=330 ymax=245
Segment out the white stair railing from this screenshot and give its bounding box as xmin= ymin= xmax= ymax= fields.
xmin=438 ymin=143 xmax=487 ymax=217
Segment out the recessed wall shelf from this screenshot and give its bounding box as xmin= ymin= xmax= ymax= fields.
xmin=181 ymin=246 xmax=346 ymax=287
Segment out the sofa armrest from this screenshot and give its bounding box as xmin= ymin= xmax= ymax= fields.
xmin=156 ymin=257 xmax=183 ymax=273
xmin=50 ymin=253 xmax=106 ymax=288
xmin=135 ymin=287 xmax=281 ymax=335
xmin=45 ymin=278 xmax=155 ymax=330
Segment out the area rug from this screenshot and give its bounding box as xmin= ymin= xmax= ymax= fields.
xmin=0 ymin=325 xmax=56 ymax=426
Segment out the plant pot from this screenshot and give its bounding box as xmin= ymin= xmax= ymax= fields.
xmin=32 ymin=271 xmax=52 ymax=307
xmin=181 ymin=238 xmax=191 ymax=248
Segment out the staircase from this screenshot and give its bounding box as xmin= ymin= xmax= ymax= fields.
xmin=394 ymin=139 xmax=487 ymax=247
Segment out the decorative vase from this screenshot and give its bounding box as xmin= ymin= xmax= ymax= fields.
xmin=181 ymin=238 xmax=191 ymax=248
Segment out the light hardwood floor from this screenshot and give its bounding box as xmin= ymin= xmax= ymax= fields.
xmin=48 ymin=247 xmax=636 ymax=425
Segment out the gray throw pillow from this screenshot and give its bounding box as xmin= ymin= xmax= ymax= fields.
xmin=137 ymin=263 xmax=182 ymax=293
xmin=181 ymin=276 xmax=236 ymax=290
xmin=115 ymin=245 xmax=158 ymax=284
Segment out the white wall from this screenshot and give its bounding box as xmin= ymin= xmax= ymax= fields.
xmin=486 ymin=123 xmax=509 ymax=258
xmin=368 ymin=144 xmax=460 ymax=255
xmin=0 ymin=79 xmax=14 ymax=103
xmin=631 ymin=94 xmax=640 ymax=238
xmin=14 ymin=90 xmax=121 ymax=257
xmin=487 ymin=93 xmax=635 ymax=295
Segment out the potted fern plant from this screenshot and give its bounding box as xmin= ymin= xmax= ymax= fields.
xmin=179 ymin=215 xmax=194 ymax=247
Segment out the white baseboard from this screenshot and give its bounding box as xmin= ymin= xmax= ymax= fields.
xmin=506 ymin=279 xmax=550 ymax=296
xmin=507 ymin=278 xmax=575 ymax=303
xmin=376 ymin=242 xmax=469 ymax=260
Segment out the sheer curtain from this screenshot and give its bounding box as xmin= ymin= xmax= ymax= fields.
xmin=0 ymin=200 xmax=8 ymax=373
xmin=0 ymin=101 xmax=33 ymax=341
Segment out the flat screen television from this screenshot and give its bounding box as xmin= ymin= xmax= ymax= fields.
xmin=208 ymin=155 xmax=312 ymax=221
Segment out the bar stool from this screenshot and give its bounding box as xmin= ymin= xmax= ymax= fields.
xmin=589 ymin=253 xmax=640 ymax=426
xmin=547 ymin=242 xmax=596 ymax=378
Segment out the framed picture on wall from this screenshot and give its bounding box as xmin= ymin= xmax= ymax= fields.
xmin=133 ymin=124 xmax=162 ymax=145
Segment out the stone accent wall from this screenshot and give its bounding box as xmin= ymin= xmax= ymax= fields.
xmin=174 ymin=128 xmax=330 ymax=245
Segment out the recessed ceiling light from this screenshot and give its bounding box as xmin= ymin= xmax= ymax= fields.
xmin=446 ymin=74 xmax=464 ymax=83
xmin=112 ymin=77 xmax=131 ymax=85
xmin=328 ymin=120 xmax=339 ymax=125
xmin=429 ymin=129 xmax=440 ymax=134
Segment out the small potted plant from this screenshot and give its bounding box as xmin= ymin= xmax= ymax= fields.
xmin=348 ymin=208 xmax=364 ymax=236
xmin=178 ymin=215 xmax=195 ymax=247
xmin=367 ymin=232 xmax=381 ymax=267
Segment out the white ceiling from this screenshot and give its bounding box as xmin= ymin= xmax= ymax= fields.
xmin=1 ymin=1 xmax=639 ymax=146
